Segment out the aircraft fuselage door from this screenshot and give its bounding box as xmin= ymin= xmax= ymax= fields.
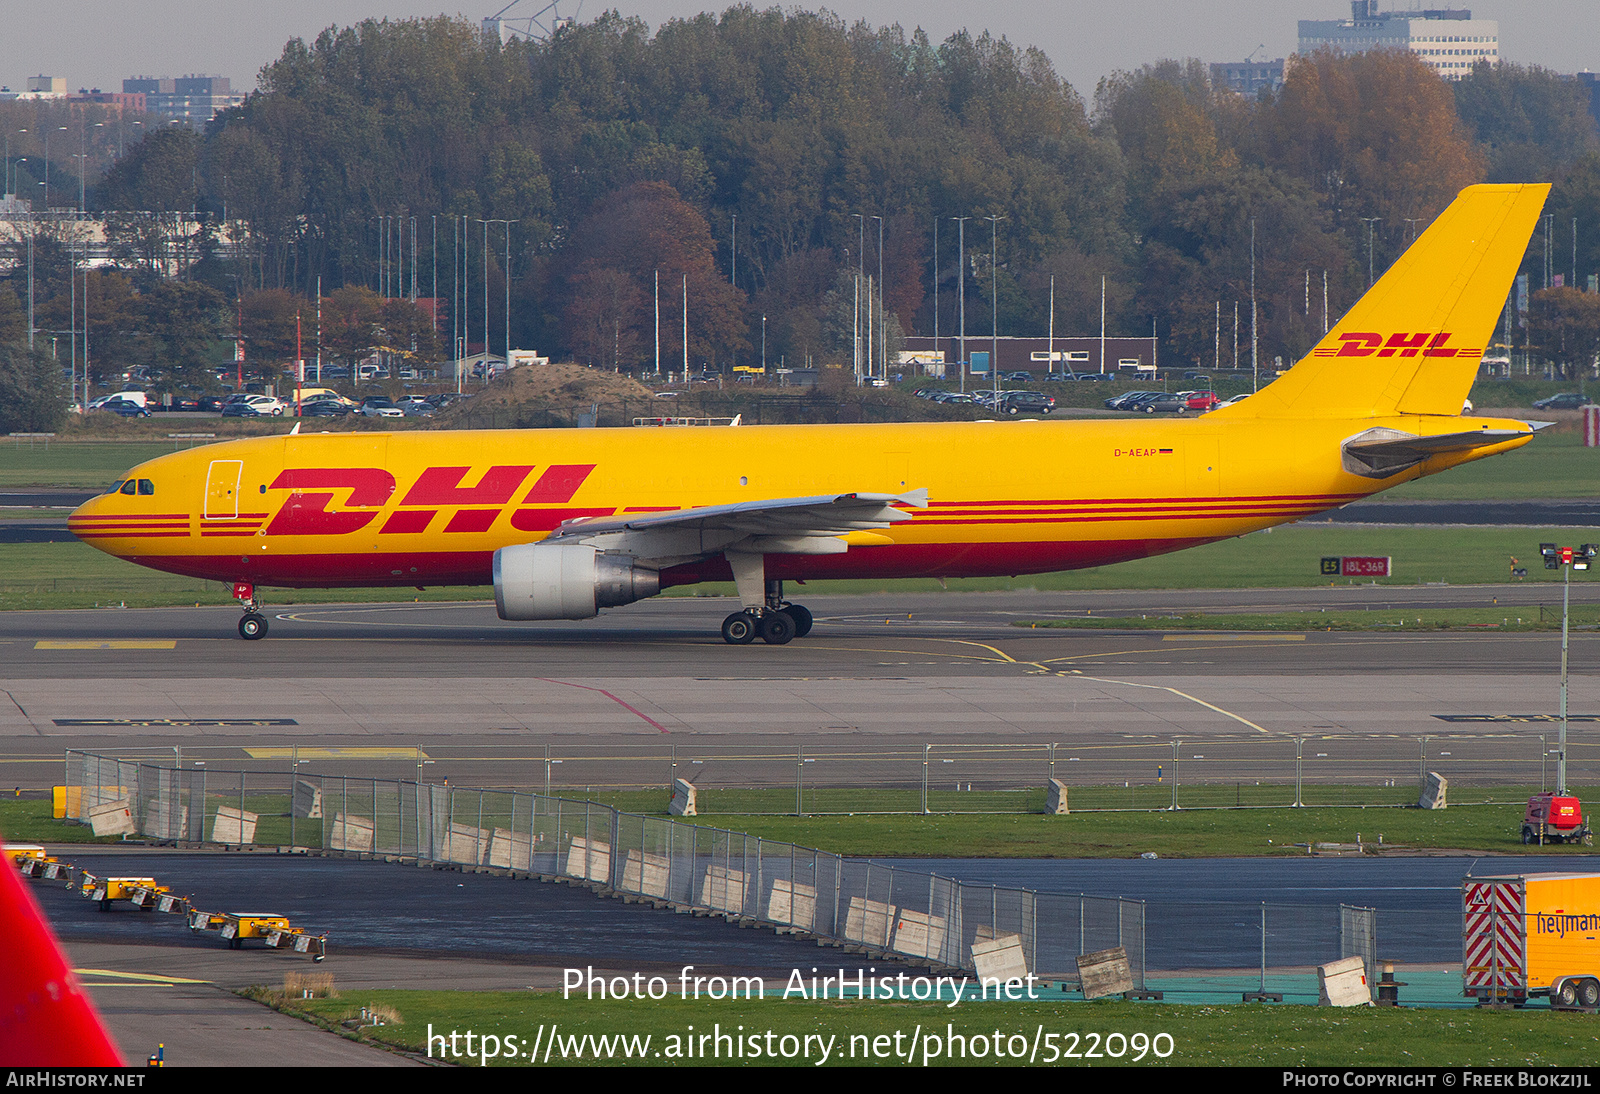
xmin=205 ymin=460 xmax=243 ymax=519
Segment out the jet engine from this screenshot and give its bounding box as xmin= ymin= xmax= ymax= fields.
xmin=493 ymin=542 xmax=660 ymax=620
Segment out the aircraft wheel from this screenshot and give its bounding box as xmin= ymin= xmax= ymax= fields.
xmin=721 ymin=612 xmax=756 ymax=645
xmin=759 ymin=611 xmax=796 ymax=645
xmin=1580 ymin=979 xmax=1600 ymax=1007
xmin=1558 ymin=980 xmax=1579 ymax=1007
xmin=782 ymin=604 xmax=813 ymax=638
xmin=99 ymin=898 xmax=112 ymax=912
xmin=239 ymin=613 xmax=268 ymax=640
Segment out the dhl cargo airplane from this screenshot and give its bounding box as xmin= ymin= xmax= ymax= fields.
xmin=72 ymin=183 xmax=1548 ymax=645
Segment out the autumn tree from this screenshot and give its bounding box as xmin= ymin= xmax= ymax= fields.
xmin=560 ymin=182 xmax=747 ymax=369
xmin=1528 ymin=287 xmax=1600 ymax=379
xmin=1454 ymin=62 xmax=1600 ymax=183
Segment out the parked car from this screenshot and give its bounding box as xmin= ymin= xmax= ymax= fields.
xmin=999 ymin=391 xmax=1055 ymax=415
xmin=360 ymin=397 xmax=405 ymax=418
xmin=1104 ymin=390 xmax=1162 ymax=410
xmin=1183 ymin=390 xmax=1221 ymax=411
xmin=94 ymin=398 xmax=151 ymax=418
xmin=1533 ymin=393 xmax=1594 ymax=410
xmin=298 ymin=398 xmax=351 ymax=418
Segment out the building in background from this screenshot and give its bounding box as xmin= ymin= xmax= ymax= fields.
xmin=1210 ymin=58 xmax=1286 ymax=95
xmin=121 ymin=75 xmax=244 ymax=126
xmin=1299 ymin=1 xmax=1499 ymax=81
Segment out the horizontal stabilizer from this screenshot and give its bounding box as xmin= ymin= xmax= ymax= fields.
xmin=1342 ymin=427 xmax=1529 ymax=478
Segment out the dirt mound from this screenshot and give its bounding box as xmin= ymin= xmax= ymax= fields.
xmin=432 ymin=362 xmax=660 ymax=428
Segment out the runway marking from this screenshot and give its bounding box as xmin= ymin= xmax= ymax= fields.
xmin=74 ymin=969 xmax=209 ymax=985
xmin=1161 ymin=634 xmax=1306 ymax=642
xmin=54 ymin=718 xmax=298 ymax=728
xmin=245 ymin=746 xmax=427 ymax=760
xmin=33 ymin=640 xmax=176 ymax=650
xmin=535 ymin=679 xmax=671 ymax=734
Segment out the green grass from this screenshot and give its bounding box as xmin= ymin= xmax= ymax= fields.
xmin=5 ymin=525 xmax=1592 ymax=612
xmin=251 ymin=989 xmax=1600 ymax=1066
xmin=0 ymin=799 xmax=131 ymax=844
xmin=1014 ymin=607 xmax=1596 ymax=631
xmin=1386 ymin=428 xmax=1600 ymax=500
xmin=550 ymin=786 xmax=1597 ymax=857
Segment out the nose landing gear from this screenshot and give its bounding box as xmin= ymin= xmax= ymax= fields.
xmin=232 ymin=581 xmax=268 ymax=640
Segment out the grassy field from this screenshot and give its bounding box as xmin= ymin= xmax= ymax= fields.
xmin=251 ymin=988 xmax=1600 ymax=1067
xmin=3 ymin=524 xmax=1598 ymax=612
xmin=1385 ymin=427 xmax=1600 ymax=500
xmin=12 ymin=787 xmax=1593 ymax=859
xmin=1016 ymin=606 xmax=1599 ymax=631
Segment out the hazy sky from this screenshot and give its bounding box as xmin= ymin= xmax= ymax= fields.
xmin=4 ymin=1 xmax=1594 ymax=100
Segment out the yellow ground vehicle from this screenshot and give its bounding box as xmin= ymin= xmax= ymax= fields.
xmin=80 ymin=874 xmax=168 ymax=912
xmin=1465 ymin=872 xmax=1600 ymax=1007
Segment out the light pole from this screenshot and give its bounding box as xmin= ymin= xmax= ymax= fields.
xmin=761 ymin=313 xmax=767 ymax=373
xmin=851 ymin=213 xmax=864 ymax=384
xmin=1360 ymin=218 xmax=1382 ymax=288
xmin=951 ymin=216 xmax=970 ymax=393
xmin=872 ymin=215 xmax=884 ymax=381
xmin=985 ymin=214 xmax=1005 ymax=400
xmin=1538 ymin=543 xmax=1597 ymax=795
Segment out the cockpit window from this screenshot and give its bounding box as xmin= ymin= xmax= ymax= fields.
xmin=106 ymin=480 xmax=125 ymax=495
xmin=137 ymin=479 xmax=155 ymax=496
xmin=119 ymin=480 xmax=136 ymax=496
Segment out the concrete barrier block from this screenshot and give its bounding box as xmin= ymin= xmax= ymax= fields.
xmin=1318 ymin=955 xmax=1372 ymax=1006
xmin=1419 ymin=771 xmax=1447 ymax=809
xmin=293 ymin=781 xmax=323 ymax=819
xmin=669 ymin=778 xmax=697 ymax=817
xmin=1045 ymin=779 xmax=1069 ymax=815
xmin=329 ymin=813 xmax=375 ymax=853
xmin=843 ymin=897 xmax=897 ymax=947
xmin=142 ymin=801 xmax=188 ymax=839
xmin=766 ymin=878 xmax=817 ymax=930
xmin=564 ymin=836 xmax=610 ymax=883
xmin=210 ymin=805 xmax=259 ymax=844
xmin=621 ymin=849 xmax=672 ymax=897
xmin=892 ymin=908 xmax=948 ymax=960
xmin=1076 ymin=946 xmax=1133 ymax=1000
xmin=699 ymin=864 xmax=747 ymax=913
xmin=971 ymin=933 xmax=1030 ymax=985
xmin=441 ymin=822 xmax=491 ymax=865
xmin=88 ymin=799 xmax=134 ymax=837
xmin=487 ymin=827 xmax=533 ymax=870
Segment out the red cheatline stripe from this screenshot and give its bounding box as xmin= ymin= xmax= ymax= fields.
xmin=915 ymin=509 xmax=1327 ymax=527
xmin=73 ymin=532 xmax=188 ymax=539
xmin=200 ymin=532 xmax=257 ymax=538
xmin=68 ymin=523 xmax=188 ymax=531
xmin=71 ymin=513 xmax=190 ymax=520
xmin=926 ymin=493 xmax=1362 ymax=507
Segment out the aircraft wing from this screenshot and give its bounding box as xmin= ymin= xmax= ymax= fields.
xmin=546 ymin=488 xmax=929 ymax=562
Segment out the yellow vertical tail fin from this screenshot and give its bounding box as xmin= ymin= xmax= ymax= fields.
xmin=1223 ymin=183 xmax=1549 ymax=420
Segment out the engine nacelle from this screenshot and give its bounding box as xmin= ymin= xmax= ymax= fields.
xmin=493 ymin=542 xmax=660 ymax=620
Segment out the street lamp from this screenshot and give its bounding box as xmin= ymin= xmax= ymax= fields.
xmin=984 ymin=214 xmax=1006 ymax=401
xmin=872 ymin=215 xmax=884 ymax=382
xmin=851 ymin=213 xmax=865 ymax=384
xmin=1360 ymin=217 xmax=1382 ymax=288
xmin=1538 ymin=543 xmax=1597 ymax=796
xmin=950 ymin=216 xmax=970 ymax=393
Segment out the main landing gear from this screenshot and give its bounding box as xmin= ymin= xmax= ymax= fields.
xmin=232 ymin=581 xmax=268 ymax=640
xmin=721 ymin=579 xmax=813 ymax=646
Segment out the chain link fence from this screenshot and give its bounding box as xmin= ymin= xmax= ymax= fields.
xmin=63 ymin=750 xmax=1386 ymax=996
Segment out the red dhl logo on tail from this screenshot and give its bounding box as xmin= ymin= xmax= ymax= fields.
xmin=1312 ymin=332 xmax=1482 ymax=359
xmin=264 ymin=464 xmax=602 ymax=537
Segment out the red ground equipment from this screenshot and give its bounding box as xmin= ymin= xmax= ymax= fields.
xmin=1522 ymin=792 xmax=1592 ymax=846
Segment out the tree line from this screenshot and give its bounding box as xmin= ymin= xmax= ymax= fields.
xmin=3 ymin=5 xmax=1599 ymax=398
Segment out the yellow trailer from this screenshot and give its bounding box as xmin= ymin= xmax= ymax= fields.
xmin=191 ymin=910 xmax=326 ymax=960
xmin=1464 ymin=872 xmax=1600 ymax=1007
xmin=80 ymin=874 xmax=167 ymax=912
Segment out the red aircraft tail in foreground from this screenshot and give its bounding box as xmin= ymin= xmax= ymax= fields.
xmin=0 ymin=846 xmax=124 ymax=1065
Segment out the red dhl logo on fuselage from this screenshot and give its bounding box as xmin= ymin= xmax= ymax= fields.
xmin=264 ymin=463 xmax=602 ymax=537
xmin=1311 ymin=332 xmax=1482 ymax=358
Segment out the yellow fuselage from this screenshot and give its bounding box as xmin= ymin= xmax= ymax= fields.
xmin=68 ymin=413 xmax=1526 ymax=591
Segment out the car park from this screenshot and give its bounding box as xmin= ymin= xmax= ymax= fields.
xmin=1104 ymin=390 xmax=1162 ymax=410
xmin=298 ymin=398 xmax=351 ymax=418
xmin=94 ymin=399 xmax=151 ymax=418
